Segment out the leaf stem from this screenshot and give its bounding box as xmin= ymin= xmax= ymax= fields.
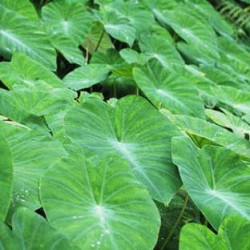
xmin=203 ymin=218 xmax=208 ymax=227
xmin=94 ymin=29 xmax=105 ymax=52
xmin=160 ymin=195 xmax=189 ymax=250
xmin=85 ymin=48 xmax=89 ymax=64
xmin=136 ymin=86 xmax=139 ymax=96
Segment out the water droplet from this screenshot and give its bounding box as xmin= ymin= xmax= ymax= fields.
xmin=96 ymin=241 xmax=101 ymax=245
xmin=105 ymin=229 xmax=110 ymax=234
xmin=91 ymin=244 xmax=95 ymax=247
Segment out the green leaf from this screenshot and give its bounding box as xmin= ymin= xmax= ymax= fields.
xmin=119 ymin=48 xmax=148 ymax=65
xmin=212 ymin=85 xmax=250 ymax=115
xmin=41 ymin=1 xmax=93 ymax=65
xmin=0 ymin=86 xmax=76 ymax=129
xmin=206 ymin=109 xmax=250 ymax=138
xmin=218 ymin=37 xmax=250 ymax=80
xmin=168 ymin=115 xmax=250 ymax=160
xmin=0 ymin=53 xmax=63 ymax=90
xmin=133 ymin=60 xmax=205 ymax=118
xmin=0 ymin=134 xmax=13 ymax=222
xmin=200 ymin=65 xmax=249 ymax=90
xmin=40 ymin=156 xmax=160 ymax=249
xmin=180 ymin=0 xmax=234 ymax=37
xmin=64 ymin=96 xmax=182 ymax=202
xmin=138 ymin=30 xmax=184 ymax=67
xmin=97 ymin=2 xmax=136 ymax=46
xmin=120 ymin=1 xmax=155 ymax=36
xmin=0 ymin=223 xmax=20 ymax=249
xmin=63 ymin=64 xmax=109 ymax=90
xmin=172 ymin=136 xmax=250 ymax=230
xmin=0 ymin=6 xmax=56 ymax=70
xmin=0 ymin=0 xmax=38 ymax=20
xmin=91 ymin=49 xmax=125 ymax=69
xmin=0 ymin=207 xmax=78 ymax=249
xmin=82 ymin=22 xmax=114 ymax=54
xmin=180 ymin=216 xmax=250 ymax=250
xmin=0 ymin=123 xmax=67 ymax=210
xmin=42 ymin=1 xmax=93 ymax=45
xmin=47 ymin=35 xmax=86 ymax=66
xmin=156 ymin=7 xmax=219 ymax=60
xmin=177 ymin=42 xmax=216 ymax=65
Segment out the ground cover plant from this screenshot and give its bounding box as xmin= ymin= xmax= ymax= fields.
xmin=0 ymin=0 xmax=250 ymax=249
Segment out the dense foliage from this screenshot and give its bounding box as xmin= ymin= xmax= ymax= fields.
xmin=0 ymin=0 xmax=249 ymax=249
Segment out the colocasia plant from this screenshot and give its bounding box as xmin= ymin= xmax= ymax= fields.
xmin=0 ymin=0 xmax=249 ymax=249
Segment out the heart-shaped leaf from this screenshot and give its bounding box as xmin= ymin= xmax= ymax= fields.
xmin=97 ymin=1 xmax=136 ymax=46
xmin=172 ymin=136 xmax=250 ymax=229
xmin=180 ymin=216 xmax=250 ymax=250
xmin=64 ymin=95 xmax=182 ymax=202
xmin=40 ymin=156 xmax=160 ymax=249
xmin=41 ymin=1 xmax=93 ymax=65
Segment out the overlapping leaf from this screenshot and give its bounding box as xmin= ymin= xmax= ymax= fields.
xmin=0 ymin=0 xmax=38 ymax=20
xmin=64 ymin=95 xmax=182 ymax=202
xmin=0 ymin=207 xmax=78 ymax=249
xmin=172 ymin=136 xmax=250 ymax=229
xmin=41 ymin=1 xmax=93 ymax=65
xmin=206 ymin=109 xmax=250 ymax=138
xmin=180 ymin=216 xmax=250 ymax=250
xmin=212 ymin=85 xmax=250 ymax=115
xmin=138 ymin=29 xmax=184 ymax=67
xmin=0 ymin=6 xmax=56 ymax=70
xmin=0 ymin=122 xmax=67 ymax=210
xmin=133 ymin=60 xmax=205 ymax=118
xmin=0 ymin=134 xmax=13 ymax=222
xmin=63 ymin=64 xmax=109 ymax=90
xmin=0 ymin=53 xmax=63 ymax=89
xmin=168 ymin=114 xmax=250 ymax=159
xmin=155 ymin=6 xmax=219 ymax=60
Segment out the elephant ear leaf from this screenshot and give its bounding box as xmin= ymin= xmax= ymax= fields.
xmin=97 ymin=1 xmax=136 ymax=46
xmin=40 ymin=156 xmax=160 ymax=250
xmin=0 ymin=207 xmax=79 ymax=249
xmin=172 ymin=136 xmax=250 ymax=230
xmin=0 ymin=4 xmax=56 ymax=70
xmin=0 ymin=134 xmax=13 ymax=222
xmin=133 ymin=60 xmax=205 ymax=118
xmin=0 ymin=0 xmax=38 ymax=20
xmin=0 ymin=123 xmax=67 ymax=212
xmin=41 ymin=1 xmax=93 ymax=65
xmin=156 ymin=7 xmax=219 ymax=60
xmin=64 ymin=95 xmax=182 ymax=203
xmin=180 ymin=216 xmax=250 ymax=250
